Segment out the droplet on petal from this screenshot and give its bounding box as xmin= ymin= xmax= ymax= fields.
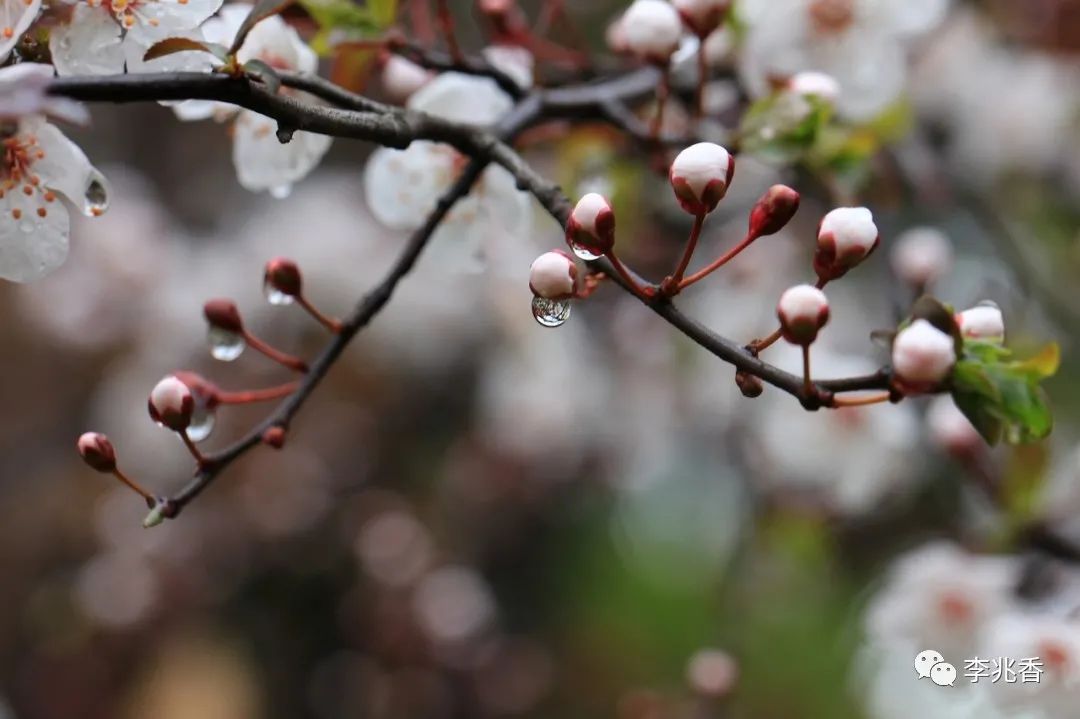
xmin=264 ymin=283 xmax=295 ymax=306
xmin=82 ymin=170 xmax=109 ymax=216
xmin=186 ymin=400 xmax=217 ymax=443
xmin=569 ymin=241 xmax=601 ymax=262
xmin=531 ymin=296 xmax=571 ymax=328
xmin=207 ymin=326 xmax=246 ymax=361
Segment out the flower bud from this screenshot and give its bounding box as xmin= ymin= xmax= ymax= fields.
xmin=813 ymin=207 xmax=879 ymax=282
xmin=381 ymin=55 xmax=432 ymax=102
xmin=264 ymin=257 xmax=303 ymax=301
xmin=787 ymin=71 xmax=840 ymax=104
xmin=203 ymin=298 xmax=244 ymax=333
xmin=891 ymin=319 xmax=956 ymax=392
xmin=566 ymin=193 xmax=616 ymax=259
xmin=672 ymin=0 xmax=730 ymax=36
xmin=148 ymin=375 xmax=195 ymax=432
xmin=926 ymin=395 xmax=983 ymax=457
xmin=735 ymin=370 xmax=764 ymax=398
xmin=777 ymin=284 xmax=830 ymax=345
xmin=529 ymin=250 xmax=578 ymax=300
xmin=77 ymin=432 xmax=117 ymax=473
xmin=957 ymin=303 xmax=1004 ymax=343
xmin=622 ymin=0 xmax=683 ymax=63
xmin=748 ymin=184 xmax=799 ymax=238
xmin=670 ymin=142 xmax=734 ymax=215
xmin=890 ymin=227 xmax=952 ymax=288
xmin=262 ymin=426 xmax=287 ymax=449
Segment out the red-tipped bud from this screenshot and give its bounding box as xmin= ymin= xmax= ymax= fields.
xmin=264 ymin=257 xmax=303 ymax=303
xmin=891 ymin=319 xmax=956 ymax=393
xmin=672 ymin=0 xmax=730 ymax=37
xmin=670 ymin=142 xmax=734 ymax=215
xmin=529 ymin=250 xmax=578 ymax=300
xmin=777 ymin=284 xmax=830 ymax=345
xmin=622 ymin=0 xmax=683 ymax=63
xmin=748 ymin=184 xmax=800 ymax=238
xmin=77 ymin=432 xmax=117 ymax=473
xmin=262 ymin=426 xmax=287 ymax=449
xmin=203 ymin=298 xmax=244 ymax=333
xmin=566 ymin=193 xmax=616 ymax=259
xmin=148 ymin=375 xmax=195 ymax=432
xmin=957 ymin=303 xmax=1004 ymax=344
xmin=813 ymin=207 xmax=879 ymax=282
xmin=735 ymin=370 xmax=764 ymax=398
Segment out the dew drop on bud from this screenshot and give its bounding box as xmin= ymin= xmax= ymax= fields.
xmin=82 ymin=171 xmax=109 ymax=217
xmin=186 ymin=401 xmax=217 ymax=443
xmin=263 ymin=280 xmax=295 ymax=306
xmin=531 ymin=296 xmax=571 ymax=327
xmin=568 ymin=241 xmax=602 ymax=262
xmin=207 ymin=326 xmax=246 ymax=361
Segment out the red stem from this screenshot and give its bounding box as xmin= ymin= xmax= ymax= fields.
xmin=607 ymin=251 xmax=651 ymax=301
xmin=243 ymin=332 xmax=310 ymax=373
xmin=671 ymin=211 xmax=707 ymax=286
xmin=180 ymin=431 xmax=209 ymax=467
xmin=679 ymin=230 xmax=756 ymax=289
xmin=436 ymin=0 xmax=463 ymax=61
xmin=296 ymin=294 xmax=344 ymax=334
xmin=411 ymin=0 xmax=435 ymax=43
xmin=830 ymin=391 xmax=891 ymax=408
xmin=650 ymin=66 xmax=670 ymax=139
xmin=750 ymin=327 xmax=783 ymax=355
xmin=217 ymin=382 xmax=301 ymax=405
xmin=112 ymin=467 xmax=153 ymax=502
xmin=802 ymin=345 xmax=812 ymax=396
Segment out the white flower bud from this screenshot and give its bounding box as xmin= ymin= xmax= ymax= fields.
xmin=672 ymin=0 xmax=730 ymax=37
xmin=148 ymin=375 xmax=195 ymax=432
xmin=926 ymin=396 xmax=983 ymax=456
xmin=777 ymin=284 xmax=830 ymax=345
xmin=669 ymin=142 xmax=734 ymax=215
xmin=529 ymin=250 xmax=578 ymax=300
xmin=787 ymin=71 xmax=840 ymax=104
xmin=890 ymin=227 xmax=953 ymax=288
xmin=566 ymin=193 xmax=615 ymax=259
xmin=891 ymin=319 xmax=956 ymax=391
xmin=382 ymin=55 xmax=433 ymax=102
xmin=622 ymin=0 xmax=683 ymax=63
xmin=814 ymin=207 xmax=879 ymax=282
xmin=957 ymin=303 xmax=1005 ymax=343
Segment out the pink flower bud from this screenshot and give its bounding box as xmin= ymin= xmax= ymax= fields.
xmin=926 ymin=396 xmax=983 ymax=457
xmin=622 ymin=0 xmax=683 ymax=63
xmin=77 ymin=432 xmax=117 ymax=473
xmin=813 ymin=207 xmax=879 ymax=282
xmin=264 ymin=257 xmax=303 ymax=300
xmin=748 ymin=184 xmax=799 ymax=238
xmin=529 ymin=250 xmax=578 ymax=300
xmin=787 ymin=71 xmax=840 ymax=103
xmin=566 ymin=193 xmax=616 ymax=259
xmin=148 ymin=375 xmax=195 ymax=432
xmin=670 ymin=142 xmax=734 ymax=215
xmin=672 ymin=0 xmax=730 ymax=36
xmin=262 ymin=426 xmax=287 ymax=449
xmin=891 ymin=319 xmax=956 ymax=392
xmin=957 ymin=303 xmax=1004 ymax=343
xmin=777 ymin=284 xmax=830 ymax=345
xmin=203 ymin=298 xmax=244 ymax=333
xmin=381 ymin=55 xmax=432 ymax=102
xmin=890 ymin=227 xmax=952 ymax=288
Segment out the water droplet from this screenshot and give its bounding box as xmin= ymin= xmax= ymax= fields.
xmin=82 ymin=171 xmax=109 ymax=216
xmin=263 ymin=279 xmax=294 ymax=306
xmin=531 ymin=296 xmax=571 ymax=327
xmin=569 ymin=241 xmax=601 ymax=262
xmin=269 ymin=184 xmax=292 ymax=200
xmin=207 ymin=326 xmax=245 ymax=361
xmin=186 ymin=401 xmax=216 ymax=443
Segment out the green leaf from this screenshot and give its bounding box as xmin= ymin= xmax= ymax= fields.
xmin=143 ymin=37 xmax=229 ymax=62
xmin=299 ymin=0 xmax=379 ymax=54
xmin=739 ymin=93 xmax=832 ymax=164
xmin=229 ymin=0 xmax=297 ymax=55
xmin=1012 ymin=342 xmax=1060 ymax=380
xmin=367 ymin=0 xmax=399 ymax=27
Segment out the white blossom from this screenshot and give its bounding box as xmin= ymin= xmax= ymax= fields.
xmin=925 ymin=395 xmax=982 ymax=455
xmin=787 ymin=71 xmax=841 ymax=104
xmin=621 ymin=0 xmax=683 ymax=63
xmin=0 ymin=0 xmax=41 ymax=63
xmin=0 ymin=112 xmax=109 ymax=283
xmin=363 ymin=72 xmax=530 ymax=272
xmin=890 ymin=226 xmax=952 ymax=288
xmin=173 ymin=6 xmax=333 ymax=197
xmin=815 ymin=206 xmax=878 ymax=280
xmin=891 ymin=319 xmax=956 ymax=390
xmin=529 ymin=250 xmax=576 ymax=300
xmin=958 ymin=303 xmax=1005 ymax=343
xmin=738 ymin=0 xmax=950 ymax=120
xmin=381 ymin=55 xmax=433 ymax=102
xmin=777 ymin=283 xmax=829 ymax=345
xmin=49 ymin=0 xmax=222 ymax=76
xmin=669 ymin=142 xmax=734 ymax=214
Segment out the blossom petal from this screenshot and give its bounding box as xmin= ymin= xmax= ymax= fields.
xmin=236 ymin=14 xmax=318 ymax=73
xmin=363 ymin=142 xmax=472 ymax=230
xmin=0 ymin=189 xmax=70 ymax=282
xmin=0 ymin=0 xmax=41 ymax=63
xmin=126 ymin=0 xmax=225 ymax=46
xmin=407 ymin=73 xmax=513 ymax=125
xmin=877 ymin=0 xmax=949 ymax=37
xmin=122 ymin=31 xmax=216 ymax=75
xmin=28 ymin=118 xmax=108 ymax=213
xmin=231 ymin=110 xmax=332 ymax=194
xmin=49 ymin=5 xmax=125 ymax=76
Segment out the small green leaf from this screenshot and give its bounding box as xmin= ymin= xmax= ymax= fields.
xmin=1012 ymin=342 xmax=1060 ymax=380
xmin=229 ymin=0 xmax=296 ymax=55
xmin=143 ymin=37 xmax=229 ymax=62
xmin=368 ymin=0 xmax=399 ymax=27
xmin=244 ymin=58 xmax=282 ymax=94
